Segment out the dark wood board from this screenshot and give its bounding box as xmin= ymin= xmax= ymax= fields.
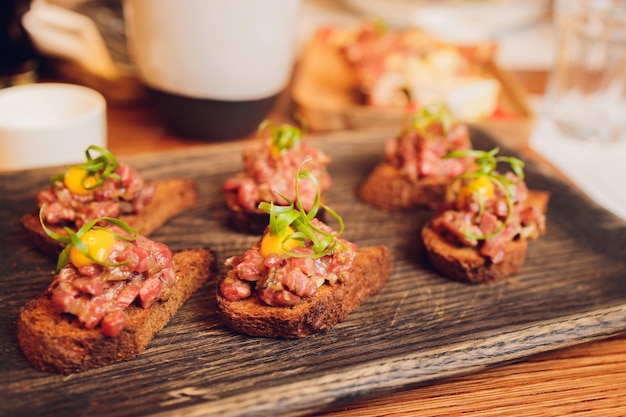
xmin=1 ymin=128 xmax=625 ymax=417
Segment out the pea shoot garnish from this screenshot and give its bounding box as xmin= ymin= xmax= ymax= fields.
xmin=39 ymin=205 xmax=137 ymax=272
xmin=51 ymin=146 xmax=121 ymax=194
xmin=258 ymin=120 xmax=302 ymax=155
xmin=444 ymin=148 xmax=525 ymax=241
xmin=257 ymin=162 xmax=344 ymax=259
xmin=405 ymin=103 xmax=454 ymax=139
xmin=371 ymin=17 xmax=388 ymax=34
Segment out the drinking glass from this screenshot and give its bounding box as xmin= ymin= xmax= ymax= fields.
xmin=544 ymin=0 xmax=626 ymax=143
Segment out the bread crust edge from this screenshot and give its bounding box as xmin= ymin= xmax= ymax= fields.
xmin=216 ymin=246 xmax=392 ymax=338
xmin=422 ymin=190 xmax=550 ymax=284
xmin=17 ymin=248 xmax=216 ymax=374
xmin=358 ymin=163 xmax=449 ymax=211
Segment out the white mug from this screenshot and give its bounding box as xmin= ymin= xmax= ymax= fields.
xmin=123 ymin=0 xmax=301 ymax=139
xmin=0 ymin=83 xmax=106 ymax=171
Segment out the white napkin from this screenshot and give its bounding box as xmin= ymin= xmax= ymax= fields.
xmin=530 ymin=117 xmax=626 ymax=222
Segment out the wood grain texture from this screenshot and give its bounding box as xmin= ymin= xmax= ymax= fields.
xmin=314 ymin=333 xmax=626 ymax=416
xmin=1 ymin=129 xmax=625 ymax=417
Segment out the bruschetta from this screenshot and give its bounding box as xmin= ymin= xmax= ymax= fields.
xmin=421 ymin=148 xmax=549 ymax=284
xmin=217 ymin=167 xmax=392 ymax=338
xmin=358 ymin=104 xmax=473 ymax=210
xmin=17 ymin=212 xmax=216 ymax=374
xmin=21 ymin=145 xmax=197 ymax=259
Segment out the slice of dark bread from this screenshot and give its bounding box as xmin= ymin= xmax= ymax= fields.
xmin=21 ymin=179 xmax=198 ymax=259
xmin=422 ymin=190 xmax=550 ymax=284
xmin=358 ymin=163 xmax=450 ymax=211
xmin=422 ymin=226 xmax=528 ymax=284
xmin=17 ymin=248 xmax=216 ymax=375
xmin=216 ymin=246 xmax=392 ymax=338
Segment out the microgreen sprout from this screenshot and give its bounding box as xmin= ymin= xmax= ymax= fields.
xmin=371 ymin=17 xmax=388 ymax=34
xmin=444 ymin=148 xmax=526 ymax=241
xmin=258 ymin=161 xmax=344 ymax=259
xmin=39 ymin=205 xmax=137 ymax=271
xmin=258 ymin=120 xmax=302 ymax=153
xmin=406 ymin=103 xmax=454 ymax=138
xmin=51 ymin=145 xmax=120 ymax=190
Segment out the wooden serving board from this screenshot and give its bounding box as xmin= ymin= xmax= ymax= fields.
xmin=292 ymin=35 xmax=535 ymax=143
xmin=1 ymin=129 xmax=625 ymax=417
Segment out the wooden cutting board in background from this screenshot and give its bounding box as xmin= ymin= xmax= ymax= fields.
xmin=292 ymin=34 xmax=535 ymax=145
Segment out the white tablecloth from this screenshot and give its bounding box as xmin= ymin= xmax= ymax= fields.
xmin=530 ymin=117 xmax=626 ymax=221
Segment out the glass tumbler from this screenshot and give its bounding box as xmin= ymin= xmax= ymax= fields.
xmin=544 ymin=0 xmax=626 ymax=143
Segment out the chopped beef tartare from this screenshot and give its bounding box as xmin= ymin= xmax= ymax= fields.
xmin=38 ymin=147 xmax=154 ymax=228
xmin=47 ymin=224 xmax=175 ymax=337
xmin=223 ymin=122 xmax=331 ymax=212
xmin=429 ymin=150 xmax=546 ymax=263
xmin=385 ymin=105 xmax=473 ymax=181
xmin=220 ymin=219 xmax=357 ymax=308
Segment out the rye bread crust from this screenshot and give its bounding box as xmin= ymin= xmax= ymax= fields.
xmin=422 ymin=226 xmax=528 ymax=284
xmin=216 ymin=246 xmax=392 ymax=338
xmin=21 ymin=178 xmax=198 ymax=259
xmin=358 ymin=163 xmax=449 ymax=211
xmin=17 ymin=248 xmax=216 ymax=375
xmin=422 ymin=190 xmax=550 ymax=284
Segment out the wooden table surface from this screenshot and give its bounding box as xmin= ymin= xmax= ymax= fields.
xmin=101 ymin=69 xmax=626 ymax=416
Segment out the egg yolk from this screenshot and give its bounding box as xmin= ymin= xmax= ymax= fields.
xmin=457 ymin=176 xmax=495 ymax=207
xmin=64 ymin=168 xmax=99 ymax=195
xmin=69 ymin=229 xmax=116 ymax=268
xmin=260 ymin=226 xmax=300 ymax=257
xmin=269 ymin=144 xmax=281 ymax=158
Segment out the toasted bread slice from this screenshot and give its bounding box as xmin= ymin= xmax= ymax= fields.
xmin=422 ymin=190 xmax=550 ymax=284
xmin=216 ymin=246 xmax=392 ymax=338
xmin=21 ymin=178 xmax=198 ymax=259
xmin=422 ymin=226 xmax=528 ymax=284
xmin=358 ymin=163 xmax=450 ymax=211
xmin=17 ymin=248 xmax=216 ymax=375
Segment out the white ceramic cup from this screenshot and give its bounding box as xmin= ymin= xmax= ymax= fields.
xmin=0 ymin=83 xmax=107 ymax=171
xmin=123 ymin=0 xmax=301 ymax=140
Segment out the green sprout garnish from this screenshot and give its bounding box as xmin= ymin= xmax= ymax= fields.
xmin=371 ymin=17 xmax=388 ymax=34
xmin=257 ymin=161 xmax=344 ymax=259
xmin=258 ymin=120 xmax=302 ymax=154
xmin=51 ymin=145 xmax=120 ymax=191
xmin=444 ymin=148 xmax=525 ymax=241
xmin=39 ymin=205 xmax=137 ymax=272
xmin=405 ymin=103 xmax=454 ymax=139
